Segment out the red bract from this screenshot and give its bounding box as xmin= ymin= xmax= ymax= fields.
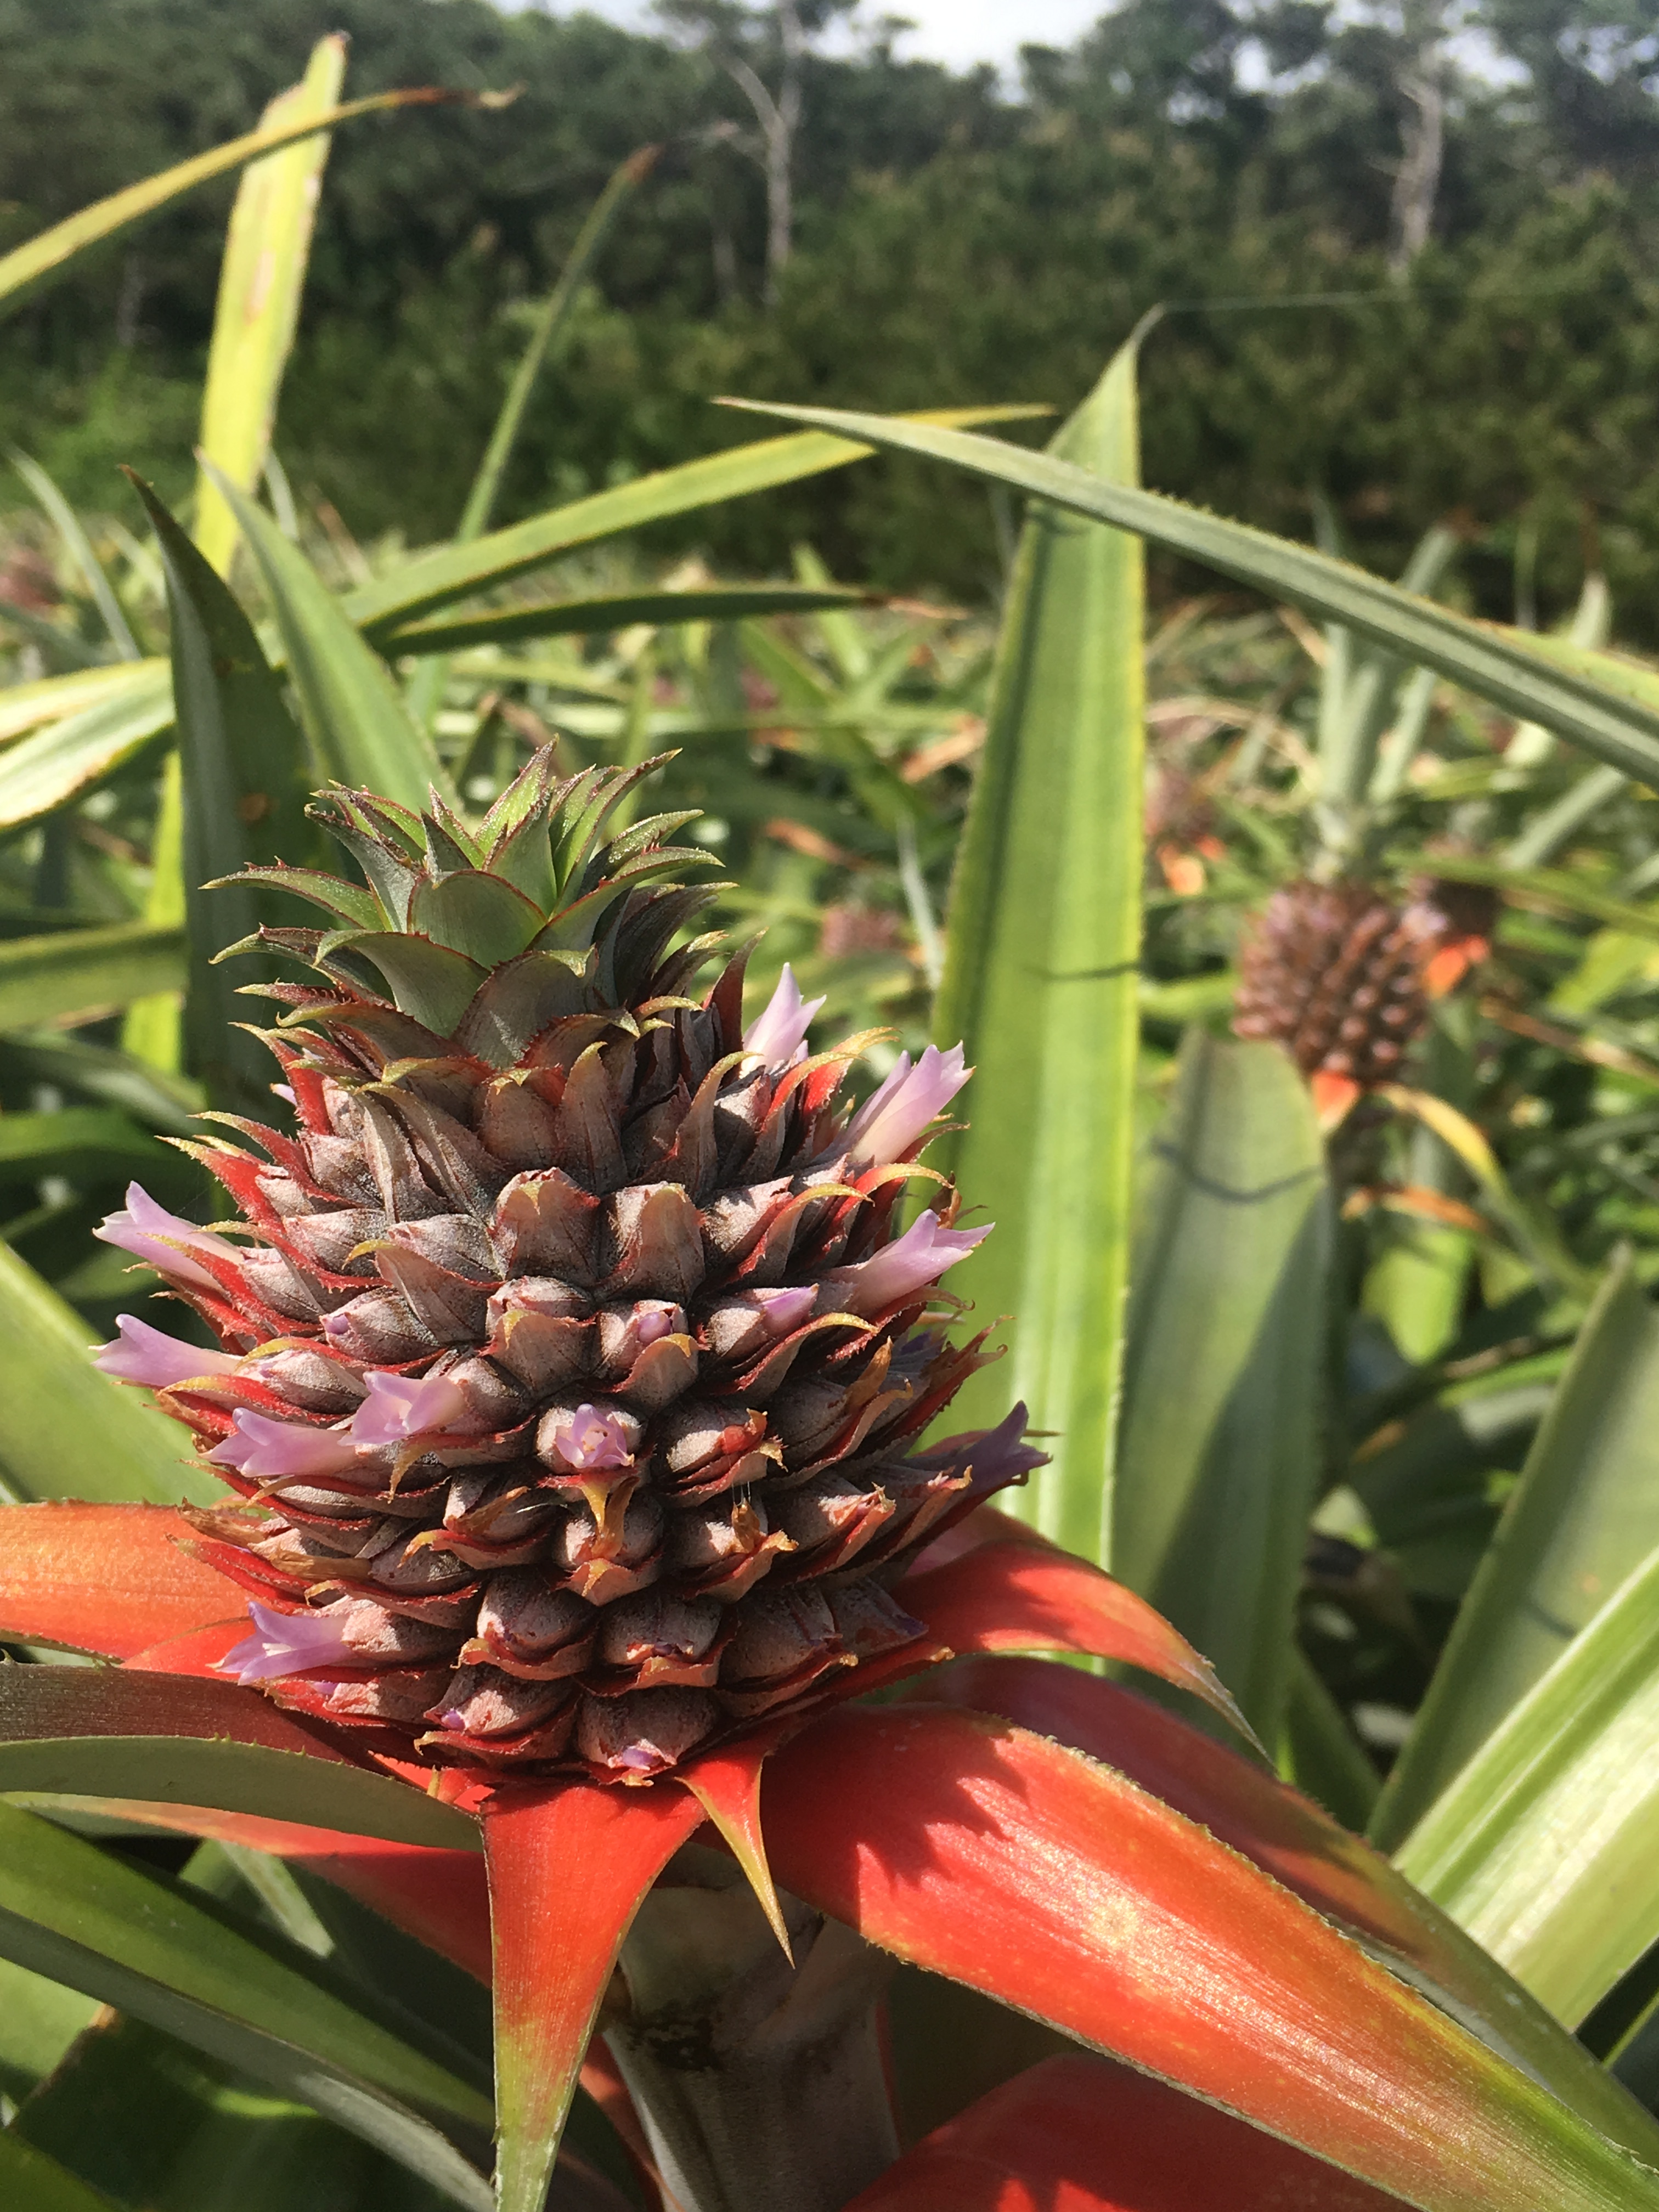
xmin=4 ymin=1492 xmax=1659 ymax=2210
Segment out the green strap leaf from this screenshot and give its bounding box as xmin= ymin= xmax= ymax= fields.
xmin=0 ymin=922 xmax=185 ymax=1033
xmin=1396 ymin=1535 xmax=1659 ymax=2030
xmin=1113 ymin=1032 xmax=1331 ymax=1742
xmin=344 ymin=406 xmax=1051 ymax=637
xmin=127 ymin=475 xmax=315 ymax=1109
xmin=0 ymin=663 xmax=152 ymax=744
xmin=0 ymin=1668 xmax=480 ymax=1852
xmin=0 ymin=664 xmax=173 ymax=832
xmin=0 ymin=1799 xmax=492 ymax=2207
xmin=718 ymin=398 xmax=1659 ymax=789
xmin=929 ymin=341 xmax=1145 ymax=1565
xmin=380 ymin=582 xmax=885 ymax=658
xmin=193 ymin=37 xmax=347 ymax=578
xmin=0 ymin=1238 xmax=216 ymax=1506
xmin=0 ymin=88 xmax=481 ymax=318
xmin=205 ymin=466 xmax=454 ymax=815
xmin=1374 ymin=1251 xmax=1659 ymax=1850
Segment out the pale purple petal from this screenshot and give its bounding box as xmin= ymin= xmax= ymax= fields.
xmin=219 ymin=1599 xmax=359 ymax=1685
xmin=752 ymin=1284 xmax=817 ymax=1337
xmin=742 ymin=963 xmax=825 ymax=1065
xmin=207 ymin=1408 xmax=359 ymax=1481
xmin=844 ymin=1044 xmax=970 ymax=1168
xmin=827 ymin=1209 xmax=990 ymax=1317
xmin=94 ymin=1182 xmax=236 ymax=1294
xmin=544 ymin=1402 xmax=636 ymax=1472
xmin=923 ymin=1402 xmax=1049 ymax=1487
xmin=94 ymin=1314 xmax=240 ymax=1390
xmin=349 ymin=1370 xmax=468 ymax=1448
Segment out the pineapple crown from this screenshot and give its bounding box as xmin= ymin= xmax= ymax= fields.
xmin=217 ymin=751 xmax=724 ymax=1065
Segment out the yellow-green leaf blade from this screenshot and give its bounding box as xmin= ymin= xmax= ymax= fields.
xmin=1375 ymin=1253 xmax=1659 ymax=1849
xmin=0 ymin=1238 xmax=215 ymax=1506
xmin=346 ymin=407 xmax=1051 ymax=637
xmin=1396 ymin=1535 xmax=1659 ymax=2029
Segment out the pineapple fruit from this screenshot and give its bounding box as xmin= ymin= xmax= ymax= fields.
xmin=95 ymin=753 xmax=1032 ymax=1782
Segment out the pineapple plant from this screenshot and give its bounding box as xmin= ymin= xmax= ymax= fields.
xmin=94 ymin=749 xmax=1034 ymax=1783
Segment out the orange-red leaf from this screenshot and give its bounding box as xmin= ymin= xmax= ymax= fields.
xmin=485 ymin=1781 xmax=704 ymax=2212
xmin=847 ymin=2053 xmax=1404 ymax=2210
xmin=910 ymin=1655 xmax=1659 ymax=2163
xmin=899 ymin=1523 xmax=1252 ymax=1742
xmin=0 ymin=1500 xmax=233 ymax=1656
xmin=763 ymin=1705 xmax=1659 ymax=2212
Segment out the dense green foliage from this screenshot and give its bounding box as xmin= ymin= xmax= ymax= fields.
xmin=4 ymin=0 xmax=1659 ymax=619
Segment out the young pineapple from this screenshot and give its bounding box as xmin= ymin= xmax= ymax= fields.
xmin=1232 ymin=878 xmax=1441 ymax=1089
xmin=95 ymin=753 xmax=1034 ymax=1782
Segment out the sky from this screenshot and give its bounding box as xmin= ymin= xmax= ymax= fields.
xmin=555 ymin=2 xmax=1107 ymax=77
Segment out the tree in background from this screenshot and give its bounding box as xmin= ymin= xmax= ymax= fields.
xmin=3 ymin=0 xmax=1659 ymax=624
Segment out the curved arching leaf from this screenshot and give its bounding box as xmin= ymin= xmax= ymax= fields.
xmin=0 ymin=1664 xmax=479 ymax=1853
xmin=910 ymin=1653 xmax=1659 ymax=2165
xmin=763 ymin=1704 xmax=1659 ymax=2212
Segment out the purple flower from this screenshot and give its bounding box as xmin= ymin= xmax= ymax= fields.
xmin=750 ymin=1283 xmax=817 ymax=1337
xmin=208 ymin=1409 xmax=359 ymax=1481
xmin=826 ymin=1209 xmax=990 ymax=1317
xmin=220 ymin=1599 xmax=359 ymax=1685
xmin=743 ymin=964 xmax=826 ymax=1066
xmin=94 ymin=1183 xmax=238 ymax=1294
xmin=94 ymin=1314 xmax=241 ymax=1390
xmin=541 ymin=1402 xmax=636 ymax=1472
xmin=349 ymin=1370 xmax=468 ymax=1448
xmin=925 ymin=1402 xmax=1049 ymax=1488
xmin=844 ymin=1044 xmax=970 ymax=1168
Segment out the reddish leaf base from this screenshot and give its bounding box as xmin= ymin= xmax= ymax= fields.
xmin=847 ymin=2056 xmax=1404 ymax=2211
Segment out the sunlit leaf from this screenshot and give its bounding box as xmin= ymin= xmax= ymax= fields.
xmin=0 ymin=1256 xmax=217 ymax=1506
xmin=0 ymin=88 xmax=481 ymax=317
xmin=929 ymin=342 xmax=1144 ymax=1565
xmin=1396 ymin=1535 xmax=1659 ymax=2029
xmin=766 ymin=1703 xmax=1659 ymax=2211
xmin=193 ymin=37 xmax=347 ymax=576
xmin=1374 ymin=1252 xmax=1659 ymax=1848
xmin=0 ymin=664 xmax=172 ymax=831
xmin=719 ymin=400 xmax=1659 ymax=788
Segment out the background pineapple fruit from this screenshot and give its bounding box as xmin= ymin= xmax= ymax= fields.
xmin=95 ymin=753 xmax=1034 ymax=1783
xmin=1232 ymin=878 xmax=1440 ymax=1089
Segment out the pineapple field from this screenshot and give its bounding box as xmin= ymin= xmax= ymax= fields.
xmin=7 ymin=24 xmax=1659 ymax=2212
